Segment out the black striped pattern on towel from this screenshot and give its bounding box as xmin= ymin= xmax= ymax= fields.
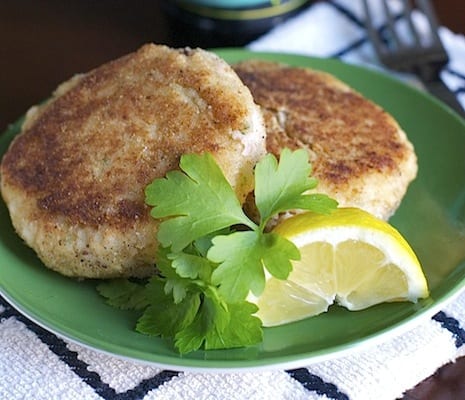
xmin=2 ymin=294 xmax=464 ymax=400
xmin=433 ymin=311 xmax=465 ymax=348
xmin=0 ymin=295 xmax=179 ymax=400
xmin=327 ymin=0 xmax=465 ymax=100
xmin=286 ymin=368 xmax=349 ymax=399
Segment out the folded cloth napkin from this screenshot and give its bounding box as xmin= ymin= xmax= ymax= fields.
xmin=1 ymin=1 xmax=464 ymax=399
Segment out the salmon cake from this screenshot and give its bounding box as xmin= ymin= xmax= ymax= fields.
xmin=234 ymin=59 xmax=417 ymax=221
xmin=0 ymin=44 xmax=266 ymax=279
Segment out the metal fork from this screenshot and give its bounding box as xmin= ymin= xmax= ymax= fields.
xmin=362 ymin=0 xmax=464 ymax=117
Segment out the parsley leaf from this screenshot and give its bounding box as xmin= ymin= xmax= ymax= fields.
xmin=145 ymin=153 xmax=254 ymax=252
xmin=174 ymin=287 xmax=262 ymax=353
xmin=136 ymin=278 xmax=201 ymax=340
xmin=97 ymin=279 xmax=149 ymax=310
xmin=174 ymin=286 xmax=228 ymax=353
xmin=208 ymin=231 xmax=300 ymax=302
xmin=98 ymin=149 xmax=338 ymax=354
xmin=255 ymin=148 xmax=337 ymax=227
xmin=204 ymin=302 xmax=262 ymax=350
xmin=155 ymin=246 xmax=192 ymax=303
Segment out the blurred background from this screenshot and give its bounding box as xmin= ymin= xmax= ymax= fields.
xmin=0 ymin=0 xmax=463 ymax=132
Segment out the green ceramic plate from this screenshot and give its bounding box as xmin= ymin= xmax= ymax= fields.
xmin=1 ymin=50 xmax=464 ymax=371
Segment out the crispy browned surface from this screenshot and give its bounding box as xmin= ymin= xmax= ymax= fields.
xmin=0 ymin=44 xmax=266 ymax=278
xmin=3 ymin=45 xmax=260 ymax=229
xmin=234 ymin=59 xmax=418 ymax=220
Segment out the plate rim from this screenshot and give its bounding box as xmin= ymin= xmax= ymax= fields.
xmin=1 ymin=48 xmax=465 ymax=371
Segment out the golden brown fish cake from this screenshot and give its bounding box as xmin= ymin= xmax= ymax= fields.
xmin=234 ymin=59 xmax=417 ymax=221
xmin=0 ymin=44 xmax=266 ymax=279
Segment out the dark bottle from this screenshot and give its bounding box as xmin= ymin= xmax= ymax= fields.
xmin=161 ymin=0 xmax=311 ymax=48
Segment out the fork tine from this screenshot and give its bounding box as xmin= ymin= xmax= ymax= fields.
xmin=362 ymin=0 xmax=385 ymax=57
xmin=382 ymin=0 xmax=403 ymax=49
xmin=402 ymin=0 xmax=422 ymax=47
xmin=363 ymin=0 xmax=464 ymax=115
xmin=416 ymin=0 xmax=444 ymax=48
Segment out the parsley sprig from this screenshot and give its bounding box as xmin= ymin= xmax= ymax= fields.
xmin=97 ymin=149 xmax=337 ymax=354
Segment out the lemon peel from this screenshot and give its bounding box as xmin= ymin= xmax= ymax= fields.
xmin=251 ymin=208 xmax=429 ymax=327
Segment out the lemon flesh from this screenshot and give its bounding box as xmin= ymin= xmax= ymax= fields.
xmin=252 ymin=208 xmax=429 ymax=327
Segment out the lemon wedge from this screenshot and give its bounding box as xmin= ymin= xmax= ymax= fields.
xmin=251 ymin=207 xmax=429 ymax=327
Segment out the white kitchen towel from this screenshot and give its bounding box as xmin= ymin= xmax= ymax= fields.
xmin=1 ymin=292 xmax=465 ymax=400
xmin=249 ymin=0 xmax=465 ymax=108
xmin=1 ymin=1 xmax=465 ymax=399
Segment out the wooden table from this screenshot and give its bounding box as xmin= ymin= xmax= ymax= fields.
xmin=1 ymin=1 xmax=464 ymax=398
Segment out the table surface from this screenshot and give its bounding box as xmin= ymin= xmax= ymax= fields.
xmin=1 ymin=1 xmax=464 ymax=398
